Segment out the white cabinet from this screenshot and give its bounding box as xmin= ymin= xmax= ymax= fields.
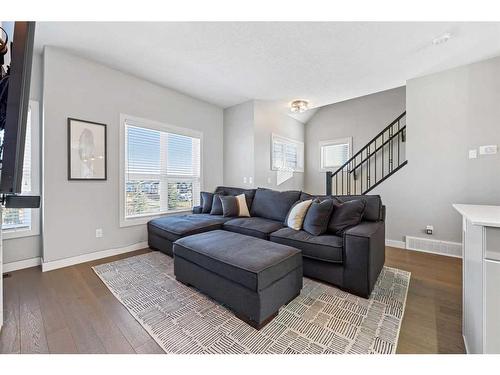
xmin=454 ymin=204 xmax=500 ymax=354
xmin=462 ymin=218 xmax=483 ymax=353
xmin=484 ymin=259 xmax=500 ymax=353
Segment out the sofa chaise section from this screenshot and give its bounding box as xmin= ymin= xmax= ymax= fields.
xmin=148 ymin=214 xmax=231 ymax=256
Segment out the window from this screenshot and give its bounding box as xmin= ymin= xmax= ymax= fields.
xmin=271 ymin=134 xmax=304 ymax=172
xmin=120 ymin=115 xmax=202 ymax=226
xmin=2 ymin=100 xmax=40 ymax=239
xmin=320 ymin=137 xmax=352 ymax=171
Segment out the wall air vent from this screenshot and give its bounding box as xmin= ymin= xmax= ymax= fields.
xmin=406 ymin=236 xmax=462 ymax=258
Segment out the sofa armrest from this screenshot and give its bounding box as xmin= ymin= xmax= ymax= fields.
xmin=342 ymin=221 xmax=385 ymax=298
xmin=344 ymin=221 xmax=384 ymax=238
xmin=192 ymin=206 xmax=203 ymax=214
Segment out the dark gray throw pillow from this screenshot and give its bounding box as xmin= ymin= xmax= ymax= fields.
xmin=303 ymin=198 xmax=335 ymax=236
xmin=220 ymin=195 xmax=239 ymax=217
xmin=200 ymin=192 xmax=214 ymax=213
xmin=210 ymin=194 xmax=225 ymax=215
xmin=328 ymin=199 xmax=366 ymax=235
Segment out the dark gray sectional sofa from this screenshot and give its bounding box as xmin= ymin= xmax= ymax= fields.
xmin=147 ymin=186 xmax=386 ymax=298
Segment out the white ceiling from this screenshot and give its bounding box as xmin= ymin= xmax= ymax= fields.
xmin=34 ymin=22 xmax=500 ymax=121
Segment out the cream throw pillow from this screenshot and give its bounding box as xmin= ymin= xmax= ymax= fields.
xmin=236 ymin=194 xmax=251 ymax=217
xmin=286 ymin=199 xmax=313 ymax=230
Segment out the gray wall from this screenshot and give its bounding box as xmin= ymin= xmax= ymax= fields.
xmin=305 ymin=56 xmax=500 ymax=244
xmin=42 ymin=47 xmax=223 ymax=263
xmin=305 ymin=87 xmax=406 ymax=194
xmin=2 ymin=53 xmax=44 ymax=264
xmin=223 ymin=101 xmax=254 ymax=188
xmin=403 ymin=55 xmax=500 ymax=243
xmin=223 ymin=100 xmax=305 ymax=191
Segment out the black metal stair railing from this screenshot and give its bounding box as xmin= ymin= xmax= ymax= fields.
xmin=326 ymin=111 xmax=407 ymax=196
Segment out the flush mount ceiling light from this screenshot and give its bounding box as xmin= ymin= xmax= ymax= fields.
xmin=432 ymin=32 xmax=452 ymax=46
xmin=290 ymin=100 xmax=309 ymax=113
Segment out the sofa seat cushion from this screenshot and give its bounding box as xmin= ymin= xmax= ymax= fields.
xmin=173 ymin=230 xmax=302 ymax=291
xmin=270 ymin=227 xmax=343 ymax=264
xmin=223 ymin=217 xmax=284 ymax=240
xmin=148 ymin=214 xmax=231 ymax=242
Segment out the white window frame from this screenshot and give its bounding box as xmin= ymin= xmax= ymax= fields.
xmin=319 ymin=137 xmax=352 ymax=172
xmin=2 ymin=100 xmax=41 ymax=239
xmin=271 ymin=133 xmax=304 ymax=173
xmin=119 ymin=114 xmax=203 ymax=227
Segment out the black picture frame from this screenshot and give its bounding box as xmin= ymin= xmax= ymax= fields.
xmin=67 ymin=117 xmax=107 ymax=181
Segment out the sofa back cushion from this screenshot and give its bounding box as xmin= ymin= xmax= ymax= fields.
xmin=250 ymin=188 xmax=301 ymax=222
xmin=300 ymin=192 xmax=382 ymax=222
xmin=214 ymin=186 xmax=256 ymax=209
xmin=335 ymin=195 xmax=381 ymax=222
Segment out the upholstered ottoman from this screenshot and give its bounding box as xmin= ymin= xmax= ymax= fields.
xmin=173 ymin=230 xmax=303 ymax=329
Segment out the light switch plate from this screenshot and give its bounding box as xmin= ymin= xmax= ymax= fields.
xmin=249 ymin=177 xmax=253 ymax=184
xmin=469 ymin=149 xmax=478 ymax=159
xmin=96 ymin=228 xmax=103 ymax=238
xmin=479 ymin=145 xmax=498 ymax=155
xmin=243 ymin=177 xmax=247 ymax=184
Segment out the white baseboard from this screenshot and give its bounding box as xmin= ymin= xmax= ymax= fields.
xmin=385 ymin=239 xmax=406 ymax=249
xmin=3 ymin=257 xmax=42 ymax=273
xmin=386 ymin=238 xmax=462 ymax=258
xmin=41 ymin=241 xmax=148 ymax=272
xmin=404 ymin=245 xmax=462 ymax=259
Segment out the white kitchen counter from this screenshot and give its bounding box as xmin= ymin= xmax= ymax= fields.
xmin=453 ymin=204 xmax=500 ymax=228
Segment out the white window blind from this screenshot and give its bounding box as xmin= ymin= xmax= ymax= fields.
xmin=2 ymin=106 xmax=32 ymax=232
xmin=124 ymin=122 xmax=201 ymax=219
xmin=271 ymin=134 xmax=304 ymax=172
xmin=320 ymin=138 xmax=352 ymax=171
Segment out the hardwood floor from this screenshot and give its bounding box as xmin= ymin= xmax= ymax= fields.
xmin=0 ymin=246 xmax=465 ymax=354
xmin=385 ymin=247 xmax=465 ymax=354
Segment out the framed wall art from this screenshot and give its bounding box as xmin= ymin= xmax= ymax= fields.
xmin=67 ymin=118 xmax=107 ymax=180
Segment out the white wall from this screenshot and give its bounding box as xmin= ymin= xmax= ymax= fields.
xmin=42 ymin=47 xmax=223 ymax=263
xmin=223 ymin=101 xmax=254 ymax=187
xmin=253 ymin=100 xmax=305 ymax=191
xmin=223 ymin=100 xmax=305 ymax=191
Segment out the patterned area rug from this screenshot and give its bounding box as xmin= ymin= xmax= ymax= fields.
xmin=93 ymin=252 xmax=410 ymax=354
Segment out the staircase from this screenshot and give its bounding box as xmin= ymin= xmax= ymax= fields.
xmin=326 ymin=111 xmax=407 ymax=195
